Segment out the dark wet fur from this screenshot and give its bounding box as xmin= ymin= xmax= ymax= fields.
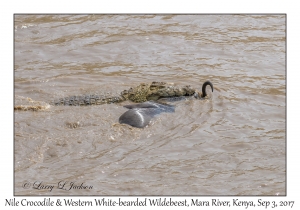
xmin=119 ymin=81 xmax=213 ymax=128
xmin=119 ymin=101 xmax=175 ymax=128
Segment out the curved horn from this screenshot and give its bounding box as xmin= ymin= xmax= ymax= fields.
xmin=201 ymin=81 xmax=213 ymax=98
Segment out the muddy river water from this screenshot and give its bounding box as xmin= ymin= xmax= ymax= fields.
xmin=14 ymin=14 xmax=285 ymax=195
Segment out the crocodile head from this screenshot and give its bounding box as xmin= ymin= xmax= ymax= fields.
xmin=120 ymin=81 xmax=198 ymax=103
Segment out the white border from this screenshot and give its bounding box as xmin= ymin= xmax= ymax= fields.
xmin=3 ymin=0 xmax=298 ymax=209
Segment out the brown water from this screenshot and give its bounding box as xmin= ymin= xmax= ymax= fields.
xmin=14 ymin=14 xmax=286 ymax=196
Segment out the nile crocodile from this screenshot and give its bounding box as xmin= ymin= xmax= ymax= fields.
xmin=53 ymin=81 xmax=213 ymax=106
xmin=15 ymin=81 xmax=213 ymax=128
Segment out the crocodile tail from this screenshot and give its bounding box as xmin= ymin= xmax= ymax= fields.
xmin=53 ymin=94 xmax=125 ymax=106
